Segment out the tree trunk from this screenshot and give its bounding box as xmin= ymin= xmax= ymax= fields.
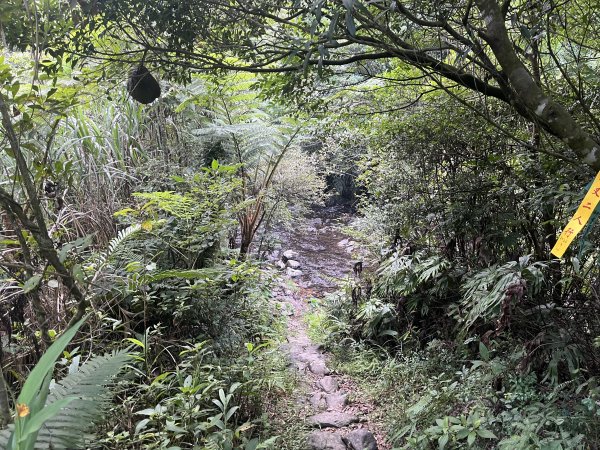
xmin=239 ymin=235 xmax=252 ymax=257
xmin=0 ymin=93 xmax=89 ymax=328
xmin=0 ymin=23 xmax=6 ymax=48
xmin=238 ymin=214 xmax=253 ymax=258
xmin=0 ymin=363 xmax=10 ymax=428
xmin=475 ymin=0 xmax=600 ymax=170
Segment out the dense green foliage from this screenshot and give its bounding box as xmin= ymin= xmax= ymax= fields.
xmin=0 ymin=46 xmax=316 ymax=447
xmin=3 ymin=0 xmax=600 ymax=449
xmin=50 ymin=0 xmax=600 ymax=169
xmin=306 ymin=77 xmax=600 ymax=448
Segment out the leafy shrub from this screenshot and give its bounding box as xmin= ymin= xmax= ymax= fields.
xmin=98 ymin=334 xmax=285 ymax=449
xmin=455 ymin=255 xmax=546 ymax=337
xmin=0 ymin=319 xmax=130 ymax=449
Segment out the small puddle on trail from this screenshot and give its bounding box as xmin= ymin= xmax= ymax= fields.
xmin=271 ymin=206 xmax=390 ymax=450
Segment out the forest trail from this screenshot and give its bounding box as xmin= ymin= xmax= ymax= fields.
xmin=272 ymin=208 xmax=390 ymax=450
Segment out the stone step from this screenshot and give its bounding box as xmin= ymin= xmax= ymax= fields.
xmin=311 ymin=392 xmax=349 ymax=411
xmin=318 ymin=376 xmax=339 ymax=393
xmin=342 ymin=429 xmax=378 ymax=450
xmin=325 ymin=393 xmax=348 ymax=409
xmin=309 ymin=360 xmax=330 ymax=375
xmin=309 ymin=411 xmax=358 ymax=428
xmin=310 ymin=392 xmax=327 ymax=410
xmin=307 ymin=429 xmax=379 ymax=450
xmin=307 ymin=431 xmax=346 ymax=450
xmin=291 ymin=351 xmax=322 ymax=364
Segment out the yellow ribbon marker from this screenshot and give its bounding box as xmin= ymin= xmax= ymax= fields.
xmin=552 ymin=171 xmax=600 ymax=258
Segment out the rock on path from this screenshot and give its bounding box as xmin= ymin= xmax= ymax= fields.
xmin=308 ymin=432 xmax=346 ymax=450
xmin=318 ymin=376 xmax=339 ymax=393
xmin=279 ymin=246 xmax=381 ymax=450
xmin=311 ymin=392 xmax=348 ymax=411
xmin=343 ymin=429 xmax=379 ymax=450
xmin=309 ymin=412 xmax=358 ymax=428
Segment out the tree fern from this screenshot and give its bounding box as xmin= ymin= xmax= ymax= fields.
xmin=0 ymin=351 xmax=130 ymax=449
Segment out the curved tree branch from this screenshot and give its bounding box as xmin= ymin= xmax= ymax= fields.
xmin=475 ymin=0 xmax=600 ymax=170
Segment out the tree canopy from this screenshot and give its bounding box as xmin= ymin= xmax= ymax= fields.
xmin=52 ymin=0 xmax=600 ymax=170
xmin=4 ymin=1 xmax=600 ymax=448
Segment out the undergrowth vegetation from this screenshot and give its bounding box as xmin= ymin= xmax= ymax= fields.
xmin=308 ymin=94 xmax=600 ymax=448
xmin=0 ymin=46 xmax=316 ymax=448
xmin=4 ymin=1 xmax=600 ymax=448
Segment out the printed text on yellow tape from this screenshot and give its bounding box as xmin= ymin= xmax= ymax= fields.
xmin=552 ymin=171 xmax=600 ymax=258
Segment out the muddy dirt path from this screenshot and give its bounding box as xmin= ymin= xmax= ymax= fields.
xmin=272 ymin=208 xmax=390 ymax=450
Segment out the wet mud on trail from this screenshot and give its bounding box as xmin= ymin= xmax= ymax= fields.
xmin=270 ymin=207 xmax=391 ymax=450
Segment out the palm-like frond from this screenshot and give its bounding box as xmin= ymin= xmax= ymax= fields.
xmin=459 ymin=256 xmax=547 ymax=333
xmin=94 ymin=224 xmax=142 ymax=270
xmin=0 ymin=351 xmax=130 ymax=449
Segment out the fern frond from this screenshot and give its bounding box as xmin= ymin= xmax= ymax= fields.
xmin=204 ymin=438 xmax=221 ymax=450
xmin=35 ymin=350 xmax=130 ymax=448
xmin=94 ymin=224 xmax=142 ymax=270
xmin=0 ymin=351 xmax=130 ymax=449
xmin=143 ymin=268 xmax=220 ymax=283
xmin=415 ymin=256 xmax=451 ymax=284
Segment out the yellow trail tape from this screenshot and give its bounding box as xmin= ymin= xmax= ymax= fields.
xmin=552 ymin=171 xmax=600 ymax=258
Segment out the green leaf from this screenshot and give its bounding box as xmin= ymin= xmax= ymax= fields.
xmin=125 ymin=338 xmax=145 ymax=349
xmin=256 ymin=436 xmax=279 ymax=448
xmin=345 ymin=11 xmax=356 ymax=36
xmin=165 ymin=420 xmax=186 ymax=433
xmin=456 ymin=427 xmax=470 ymax=439
xmin=135 ymin=418 xmax=150 ymax=434
xmin=27 ymin=372 xmax=52 ymax=418
xmin=467 ymin=431 xmax=476 ymax=446
xmin=58 ymin=235 xmax=94 ymax=263
xmin=476 ymin=428 xmax=497 ymax=439
xmin=327 ymin=11 xmax=339 ymax=39
xmin=438 ymin=433 xmax=448 ymax=449
xmin=209 ymin=415 xmax=225 ymax=430
xmin=18 ymin=318 xmax=86 ymax=406
xmin=18 ymin=397 xmax=75 ymax=443
xmin=73 ymin=264 xmax=85 ymax=283
xmin=10 ymin=81 xmax=20 ymax=97
xmin=23 ymin=275 xmax=42 ymax=293
xmin=479 ymin=342 xmax=490 ymax=361
xmin=519 ymin=25 xmax=532 ymax=40
xmin=225 ymin=405 xmax=239 ymax=421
